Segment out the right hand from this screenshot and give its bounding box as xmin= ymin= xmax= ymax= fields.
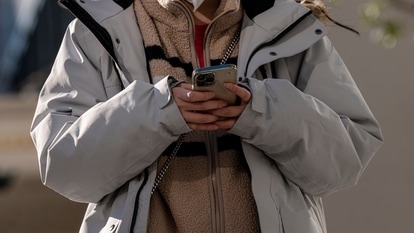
xmin=172 ymin=83 xmax=228 ymax=131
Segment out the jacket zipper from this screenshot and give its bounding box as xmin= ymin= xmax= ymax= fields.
xmin=129 ymin=169 xmax=149 ymax=233
xmin=243 ymin=10 xmax=313 ymax=76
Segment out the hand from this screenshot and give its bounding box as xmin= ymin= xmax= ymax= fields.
xmin=209 ymin=83 xmax=251 ymax=130
xmin=172 ymin=83 xmax=228 ymax=131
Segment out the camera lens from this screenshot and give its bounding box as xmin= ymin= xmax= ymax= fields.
xmin=195 ymin=72 xmax=215 ymax=87
xmin=206 ymin=74 xmax=215 ymax=83
xmin=196 ymin=75 xmax=206 ymax=86
xmin=196 ymin=75 xmax=206 ymax=82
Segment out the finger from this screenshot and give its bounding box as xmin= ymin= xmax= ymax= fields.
xmin=176 ymin=99 xmax=228 ymax=113
xmin=209 ymin=106 xmax=244 ymax=118
xmin=173 ymin=86 xmax=215 ymax=103
xmin=178 ymin=83 xmax=193 ymax=90
xmin=183 ymin=111 xmax=219 ymax=124
xmin=194 ymin=100 xmax=228 ymax=111
xmin=188 ymin=123 xmax=219 ymax=131
xmin=178 ymin=83 xmax=220 ymax=103
xmin=213 ymin=118 xmax=237 ymax=130
xmin=224 ymin=83 xmax=251 ymax=103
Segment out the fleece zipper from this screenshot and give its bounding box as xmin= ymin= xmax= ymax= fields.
xmin=180 ymin=2 xmax=227 ymax=226
xmin=173 ymin=2 xmax=199 ymax=68
xmin=205 ymin=131 xmax=225 ymax=233
xmin=202 ymin=9 xmax=239 ymax=67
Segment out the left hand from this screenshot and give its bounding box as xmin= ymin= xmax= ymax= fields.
xmin=210 ymin=83 xmax=251 ymax=130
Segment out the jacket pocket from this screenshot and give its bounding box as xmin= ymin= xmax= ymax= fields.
xmin=47 ymin=114 xmax=76 ymax=150
xmin=273 ymin=178 xmax=325 ymax=233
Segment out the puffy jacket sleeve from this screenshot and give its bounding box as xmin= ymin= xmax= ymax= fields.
xmin=30 ymin=20 xmax=190 ymax=203
xmin=229 ymin=36 xmax=383 ymax=197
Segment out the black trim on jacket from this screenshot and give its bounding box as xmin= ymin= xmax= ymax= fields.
xmin=114 ymin=0 xmax=133 ymax=9
xmin=130 ymin=170 xmax=149 ymax=233
xmin=242 ymin=0 xmax=275 ymax=19
xmin=243 ymin=10 xmax=313 ymax=76
xmin=58 ymin=0 xmax=120 ymax=66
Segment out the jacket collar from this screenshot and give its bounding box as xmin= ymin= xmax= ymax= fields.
xmin=60 ymin=0 xmax=327 ymax=82
xmin=238 ymin=1 xmax=327 ymax=77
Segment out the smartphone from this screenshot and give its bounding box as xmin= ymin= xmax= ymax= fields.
xmin=192 ymin=64 xmax=238 ymax=105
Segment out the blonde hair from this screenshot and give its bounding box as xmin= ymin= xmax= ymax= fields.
xmin=297 ymin=0 xmax=359 ymax=34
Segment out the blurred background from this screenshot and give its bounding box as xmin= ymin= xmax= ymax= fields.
xmin=0 ymin=0 xmax=412 ymax=232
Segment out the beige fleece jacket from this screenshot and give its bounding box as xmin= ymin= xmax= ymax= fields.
xmin=133 ymin=0 xmax=261 ymax=232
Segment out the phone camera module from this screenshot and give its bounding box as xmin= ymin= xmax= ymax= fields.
xmin=196 ymin=72 xmax=215 ymax=86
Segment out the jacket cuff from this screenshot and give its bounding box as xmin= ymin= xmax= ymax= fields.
xmin=228 ymin=100 xmax=260 ymax=139
xmin=153 ymin=76 xmax=190 ymax=135
xmin=154 ymin=76 xmax=185 ymax=109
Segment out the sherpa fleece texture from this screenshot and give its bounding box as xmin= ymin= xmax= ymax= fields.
xmin=133 ymin=0 xmax=261 ymax=232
